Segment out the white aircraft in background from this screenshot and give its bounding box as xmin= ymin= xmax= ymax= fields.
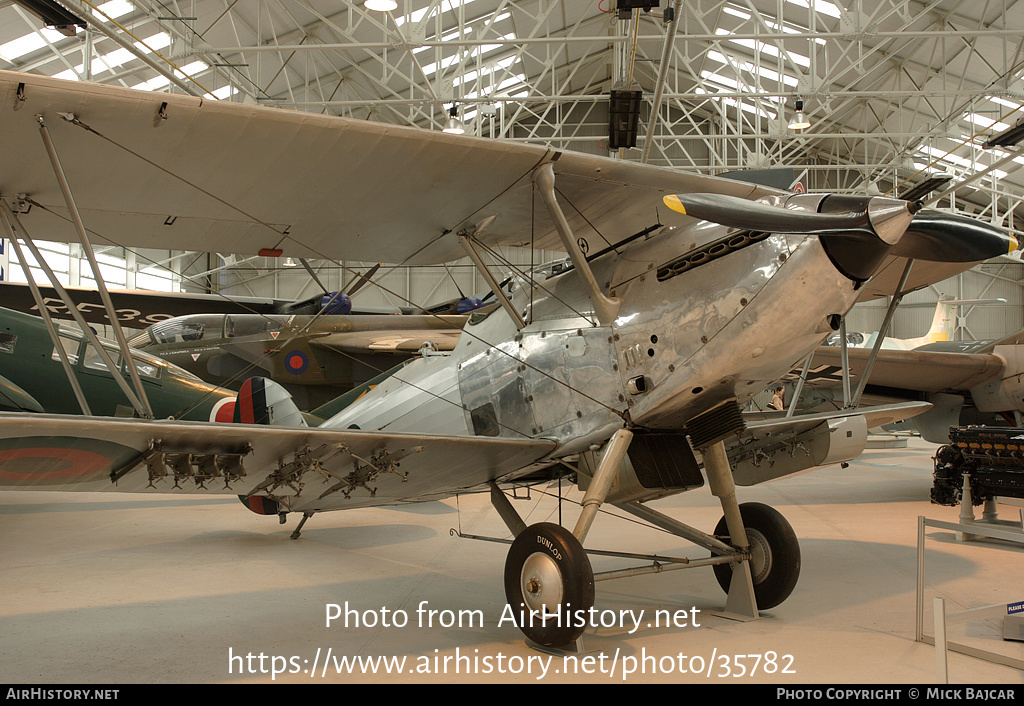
xmin=824 ymin=296 xmax=1007 ymax=351
xmin=790 ymin=297 xmax=1024 ymax=443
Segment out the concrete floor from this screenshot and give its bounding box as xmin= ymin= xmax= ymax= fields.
xmin=0 ymin=436 xmax=1022 ymax=685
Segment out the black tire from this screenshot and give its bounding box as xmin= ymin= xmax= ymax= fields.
xmin=503 ymin=522 xmax=594 ymax=647
xmin=712 ymin=502 xmax=800 ymax=610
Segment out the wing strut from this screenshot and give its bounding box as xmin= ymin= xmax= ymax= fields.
xmin=839 ymin=319 xmax=852 ymax=407
xmin=0 ymin=202 xmax=91 ymax=415
xmin=1 ymin=200 xmax=154 ymax=418
xmin=459 ymin=234 xmax=526 ymax=329
xmin=34 ymin=114 xmax=154 ymax=419
xmin=849 ymin=259 xmax=916 ymax=409
xmin=534 ymin=164 xmax=620 ymax=326
xmin=786 ymin=351 xmax=815 ymax=418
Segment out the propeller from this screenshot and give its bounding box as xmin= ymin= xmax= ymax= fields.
xmin=662 ymin=193 xmax=917 ymax=239
xmin=316 ymin=263 xmax=383 ymax=315
xmin=663 ymin=193 xmax=1016 ymax=263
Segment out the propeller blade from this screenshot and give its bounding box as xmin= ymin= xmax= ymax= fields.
xmin=298 ymin=258 xmax=329 ymax=294
xmin=662 ymin=193 xmax=912 ymax=236
xmin=345 ymin=263 xmax=381 ymax=297
xmin=896 ymin=210 xmax=1018 ymax=262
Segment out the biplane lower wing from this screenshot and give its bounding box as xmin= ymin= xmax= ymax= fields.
xmin=728 ymin=401 xmax=932 ymax=485
xmin=0 ymin=413 xmax=556 ymax=513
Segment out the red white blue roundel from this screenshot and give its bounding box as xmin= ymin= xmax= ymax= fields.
xmin=0 ymin=437 xmax=138 ymax=486
xmin=284 ymin=350 xmax=309 ymax=375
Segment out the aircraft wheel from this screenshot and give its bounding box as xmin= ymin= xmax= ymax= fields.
xmin=503 ymin=522 xmax=594 ymax=647
xmin=712 ymin=502 xmax=800 ymax=609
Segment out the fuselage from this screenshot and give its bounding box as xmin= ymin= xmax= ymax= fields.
xmin=129 ymin=312 xmax=466 ymax=409
xmin=0 ymin=306 xmax=237 ymax=421
xmin=323 ymin=220 xmax=862 ymax=457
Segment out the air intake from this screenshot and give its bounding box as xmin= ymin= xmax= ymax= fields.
xmin=684 ymin=398 xmax=745 ymax=450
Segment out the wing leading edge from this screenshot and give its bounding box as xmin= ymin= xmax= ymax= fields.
xmin=0 ymin=412 xmax=556 ymax=512
xmin=0 ymin=70 xmax=778 ymax=266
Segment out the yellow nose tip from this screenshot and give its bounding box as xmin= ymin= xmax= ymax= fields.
xmin=663 ymin=194 xmax=687 ymax=215
xmin=1009 ymin=232 xmax=1019 ymax=254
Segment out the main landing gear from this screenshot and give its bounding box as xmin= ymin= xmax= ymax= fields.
xmin=493 ymin=431 xmax=801 ymax=648
xmin=503 ymin=522 xmax=594 ymax=647
xmin=711 ymin=502 xmax=800 ymax=610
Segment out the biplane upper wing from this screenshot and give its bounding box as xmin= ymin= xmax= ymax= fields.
xmin=0 ymin=412 xmax=556 ymax=513
xmin=0 ymin=70 xmax=778 ymax=266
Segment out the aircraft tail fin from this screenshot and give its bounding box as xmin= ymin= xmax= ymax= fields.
xmin=233 ymin=377 xmax=307 ymax=427
xmin=922 ymin=297 xmax=956 ymax=345
xmin=919 ymin=297 xmax=1006 ymax=346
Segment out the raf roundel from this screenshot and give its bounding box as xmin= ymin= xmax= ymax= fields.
xmin=0 ymin=437 xmax=139 ymax=486
xmin=284 ymin=350 xmax=309 ymax=375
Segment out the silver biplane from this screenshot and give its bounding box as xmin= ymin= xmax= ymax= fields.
xmin=0 ymin=70 xmax=1015 ymax=648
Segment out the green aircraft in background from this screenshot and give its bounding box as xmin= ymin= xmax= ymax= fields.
xmin=0 ymin=305 xmax=240 ymax=422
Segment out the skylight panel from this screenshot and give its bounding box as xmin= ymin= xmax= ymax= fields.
xmin=395 ymin=0 xmax=484 ymax=27
xmin=701 ymin=67 xmax=742 ymax=91
xmin=918 ymin=145 xmax=1007 ymax=179
xmin=50 ymin=32 xmax=172 ymax=81
xmin=210 ymin=86 xmax=237 ymax=100
xmin=785 ymin=0 xmax=842 ymax=18
xmin=137 ymin=32 xmax=172 ymax=52
xmin=132 ymin=75 xmax=171 ymax=91
xmin=695 ymin=84 xmax=777 ymax=120
xmin=0 ymin=28 xmax=65 ymax=63
xmin=454 ymin=55 xmax=519 ymax=88
xmin=965 ymin=113 xmax=1010 ymax=133
xmin=462 ymin=73 xmax=526 ymax=99
xmin=175 ymin=60 xmax=209 ymax=78
xmin=131 ymin=60 xmax=209 ymax=92
xmin=721 ymin=5 xmax=826 ymax=45
xmin=95 ymin=1 xmax=134 ymax=19
xmin=419 ymin=32 xmax=516 ymax=78
xmin=989 ymin=96 xmax=1023 ymax=111
xmin=982 ymin=146 xmax=1024 ymax=169
xmin=716 ymin=29 xmax=810 ymax=68
xmin=706 ymin=51 xmax=799 ymax=87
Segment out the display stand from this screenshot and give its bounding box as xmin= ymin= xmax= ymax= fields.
xmin=955 ymin=484 xmax=1024 ymax=543
xmin=916 ymin=516 xmax=1024 ymax=679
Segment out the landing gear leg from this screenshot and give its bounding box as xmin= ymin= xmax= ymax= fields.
xmin=499 ymin=429 xmax=633 ymax=648
xmin=702 ymin=440 xmax=759 ymax=620
xmin=703 ymin=440 xmax=800 ymax=616
xmin=290 ymin=512 xmax=315 ymax=540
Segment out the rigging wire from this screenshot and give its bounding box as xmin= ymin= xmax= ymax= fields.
xmin=52 ymin=116 xmax=629 ymax=423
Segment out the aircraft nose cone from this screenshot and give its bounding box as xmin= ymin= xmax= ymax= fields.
xmin=812 ymin=194 xmax=917 ymax=246
xmin=861 ymin=196 xmax=919 ymax=246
